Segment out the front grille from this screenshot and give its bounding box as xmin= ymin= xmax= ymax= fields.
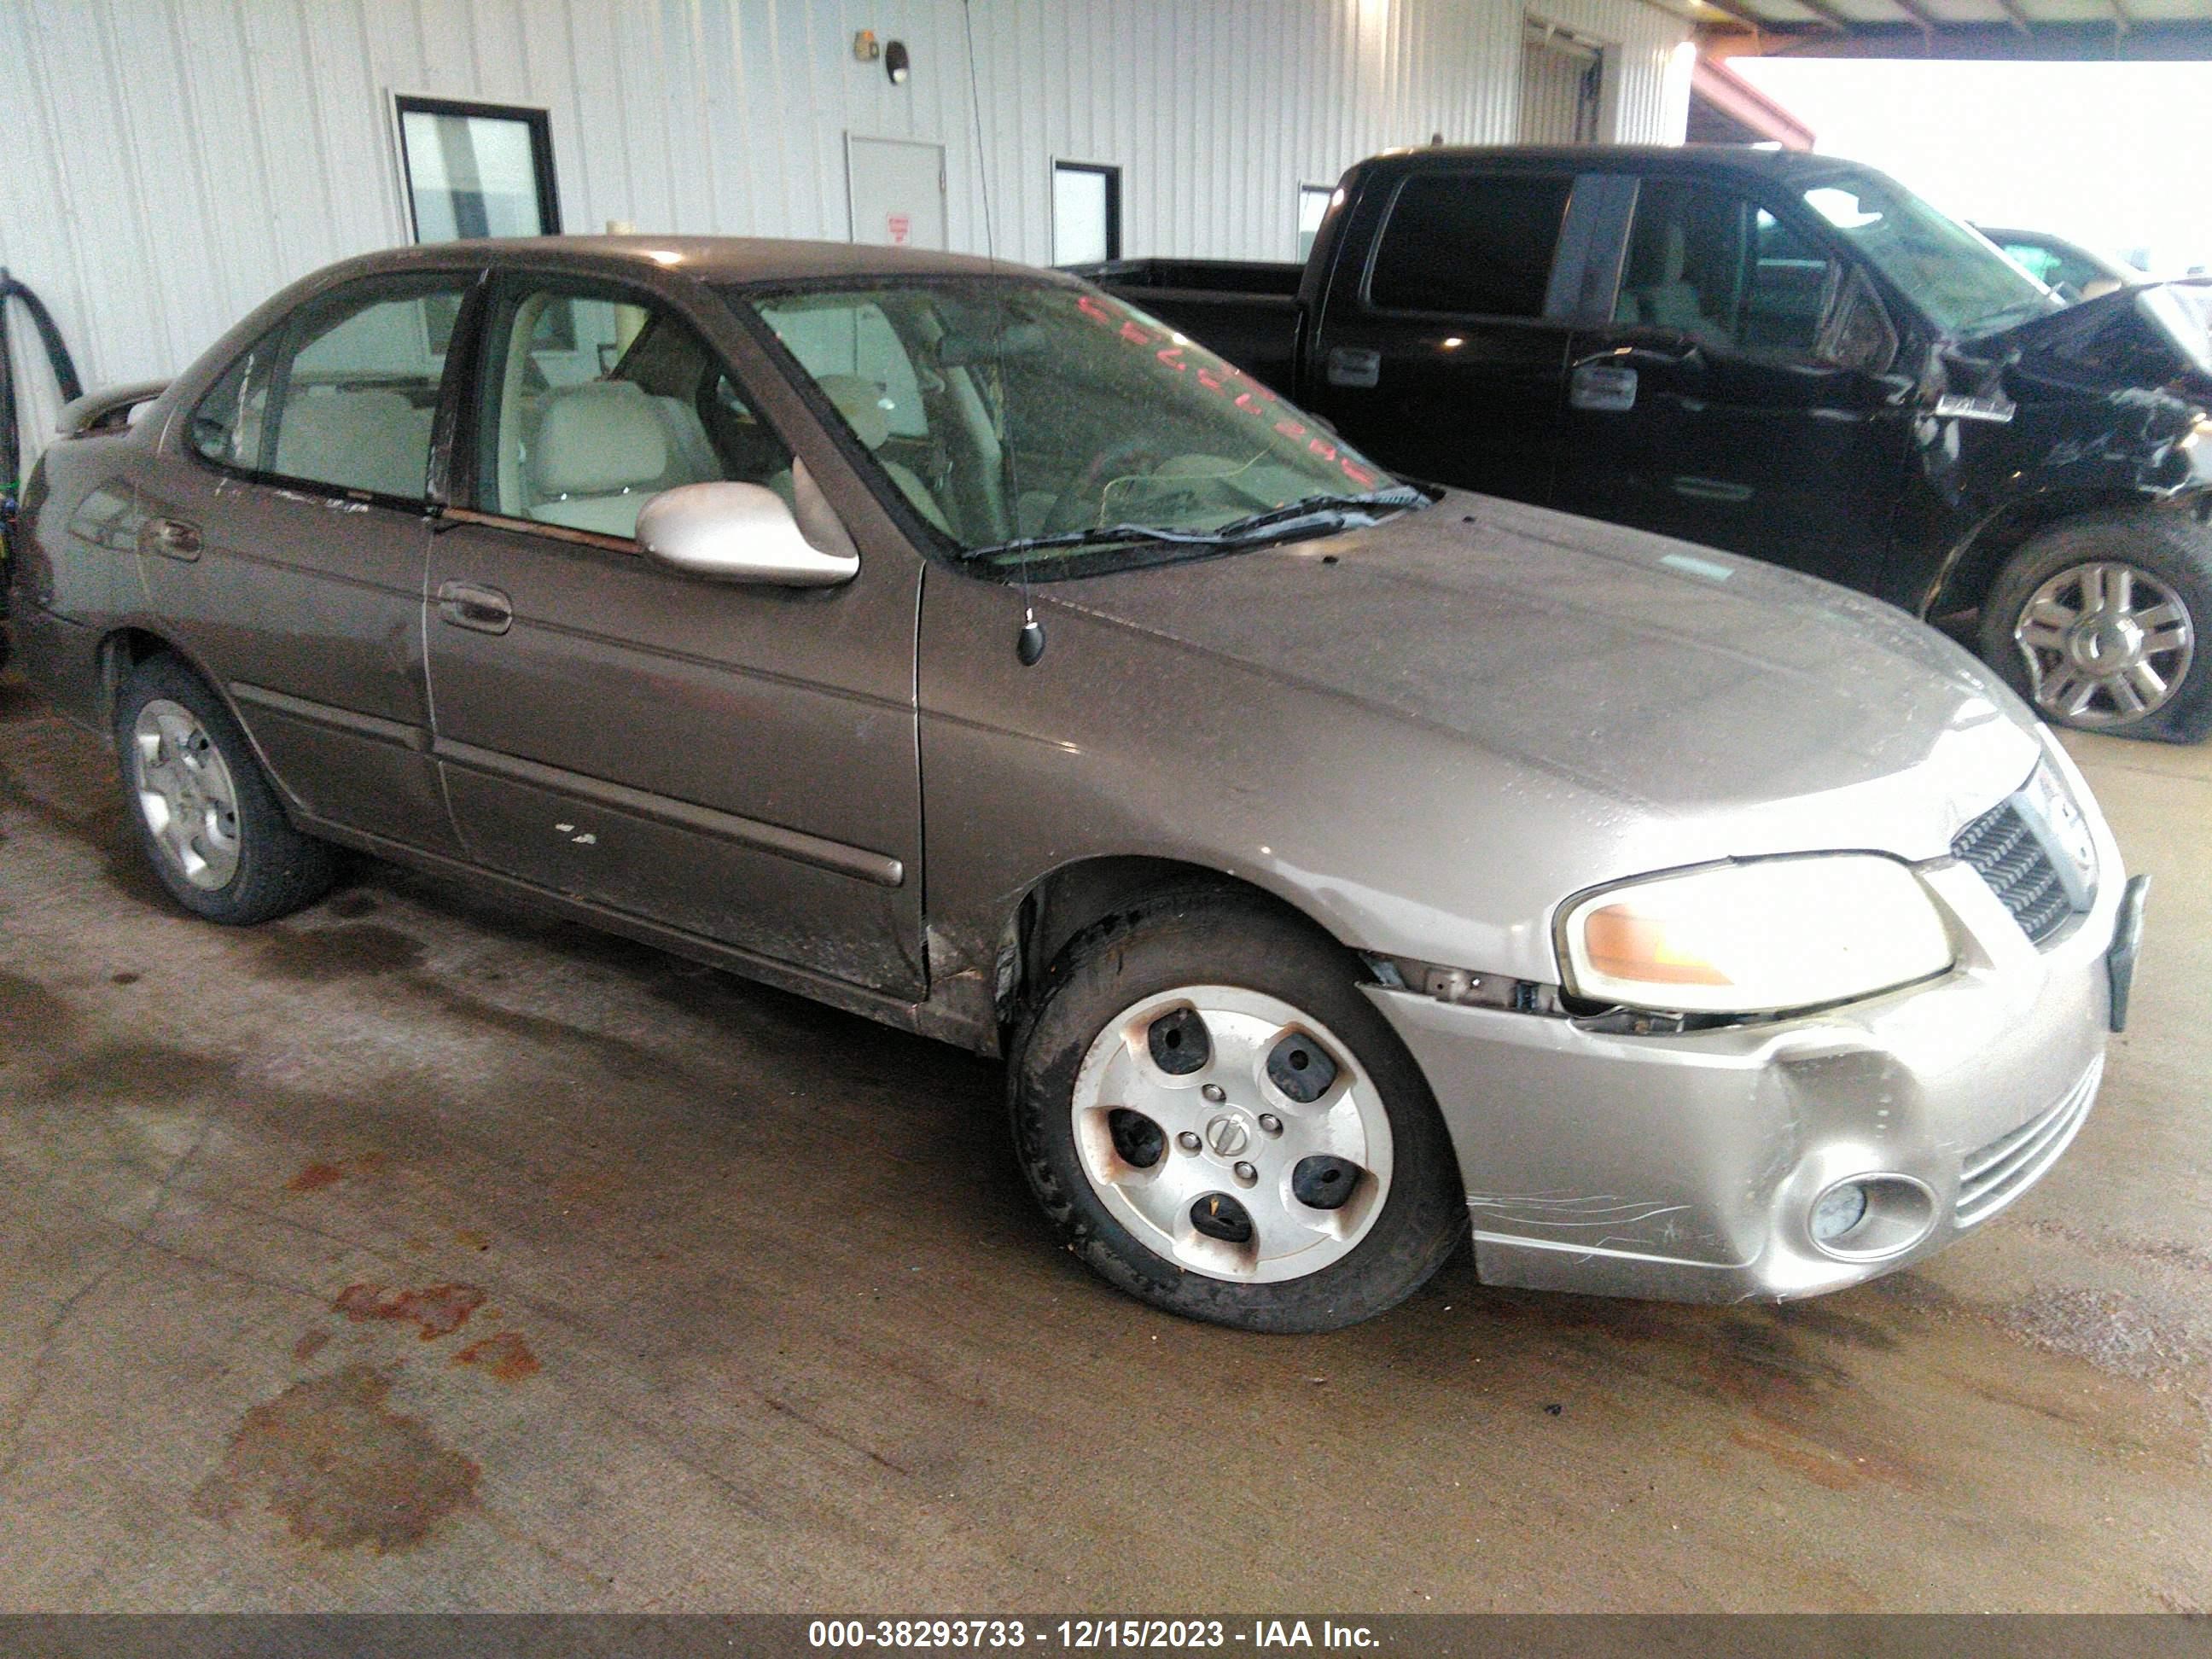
xmin=1951 ymin=798 xmax=2076 ymax=945
xmin=1956 ymin=1057 xmax=2101 ymax=1227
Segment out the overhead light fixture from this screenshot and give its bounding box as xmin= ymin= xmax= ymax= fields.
xmin=885 ymin=39 xmax=911 ymax=84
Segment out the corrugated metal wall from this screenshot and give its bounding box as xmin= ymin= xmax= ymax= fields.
xmin=1 ymin=0 xmax=1691 ymax=455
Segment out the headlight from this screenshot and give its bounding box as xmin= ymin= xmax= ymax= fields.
xmin=1559 ymin=854 xmax=1955 ymax=1016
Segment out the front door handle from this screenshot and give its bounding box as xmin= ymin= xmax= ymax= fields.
xmin=1569 ymin=362 xmax=1638 ymax=413
xmin=435 ymin=580 xmax=513 ymax=635
xmin=1325 ymin=346 xmax=1381 ymax=389
xmin=140 ymin=517 xmax=202 ymax=560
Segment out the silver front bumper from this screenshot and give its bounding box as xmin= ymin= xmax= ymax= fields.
xmin=1368 ymin=832 xmax=2124 ymax=1303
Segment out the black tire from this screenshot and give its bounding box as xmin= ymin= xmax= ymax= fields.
xmin=112 ymin=653 xmax=336 ymax=923
xmin=1978 ymin=509 xmax=2212 ymax=743
xmin=1008 ymin=888 xmax=1467 ymax=1333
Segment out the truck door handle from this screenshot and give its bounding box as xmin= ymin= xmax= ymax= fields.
xmin=1325 ymin=346 xmax=1381 ymax=389
xmin=435 ymin=580 xmax=513 ymax=635
xmin=1569 ymin=362 xmax=1638 ymax=412
xmin=141 ymin=517 xmax=202 ymax=560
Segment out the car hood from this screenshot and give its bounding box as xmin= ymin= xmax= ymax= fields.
xmin=1980 ymin=280 xmax=2212 ymax=400
xmin=1042 ymin=493 xmax=2044 ymax=869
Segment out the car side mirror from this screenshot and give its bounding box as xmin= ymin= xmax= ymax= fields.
xmin=636 ymin=480 xmax=859 ymax=587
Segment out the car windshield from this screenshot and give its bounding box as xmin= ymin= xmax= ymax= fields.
xmin=730 ymin=277 xmax=1417 ymax=574
xmin=1801 ymin=171 xmax=2062 ymax=340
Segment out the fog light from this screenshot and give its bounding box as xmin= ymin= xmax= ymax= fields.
xmin=1811 ymin=1181 xmax=1871 ymax=1243
xmin=1807 ymin=1173 xmax=1937 ymax=1262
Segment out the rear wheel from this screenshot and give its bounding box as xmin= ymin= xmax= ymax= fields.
xmin=1009 ymin=889 xmax=1465 ymax=1332
xmin=113 ymin=654 xmax=336 ymax=923
xmin=1980 ymin=511 xmax=2212 ymax=742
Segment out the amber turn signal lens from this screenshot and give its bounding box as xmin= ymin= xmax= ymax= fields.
xmin=1582 ymin=907 xmax=1730 ymax=986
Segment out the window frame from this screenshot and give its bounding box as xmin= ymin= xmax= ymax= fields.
xmin=183 ymin=267 xmax=486 ymax=514
xmin=1359 ymin=168 xmax=1581 ymax=325
xmin=1050 ymin=160 xmax=1123 ymax=265
xmin=393 ymin=94 xmax=562 ymax=244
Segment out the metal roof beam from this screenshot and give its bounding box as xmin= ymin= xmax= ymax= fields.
xmin=1786 ymin=0 xmax=1859 ymax=28
xmin=1884 ymin=0 xmax=1948 ymax=29
xmin=1993 ymin=0 xmax=2037 ymax=33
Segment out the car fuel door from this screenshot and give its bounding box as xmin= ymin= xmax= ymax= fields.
xmin=1554 ymin=178 xmax=1913 ymax=594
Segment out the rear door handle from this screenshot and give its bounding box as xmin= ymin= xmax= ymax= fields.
xmin=1324 ymin=346 xmax=1381 ymax=389
xmin=140 ymin=517 xmax=202 ymax=560
xmin=1569 ymin=362 xmax=1638 ymax=413
xmin=435 ymin=580 xmax=513 ymax=635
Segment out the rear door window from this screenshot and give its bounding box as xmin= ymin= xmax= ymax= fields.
xmin=268 ymin=278 xmax=472 ymax=500
xmin=1366 ymin=173 xmax=1574 ymax=318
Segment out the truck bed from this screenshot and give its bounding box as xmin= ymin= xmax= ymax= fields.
xmin=1067 ymin=259 xmax=1303 ymax=394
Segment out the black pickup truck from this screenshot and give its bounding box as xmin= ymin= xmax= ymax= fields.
xmin=1080 ymin=146 xmax=2212 ymax=741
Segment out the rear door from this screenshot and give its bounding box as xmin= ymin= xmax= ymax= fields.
xmin=1552 ymin=174 xmax=1912 ymax=594
xmin=423 ymin=267 xmax=926 ymax=996
xmin=1307 ymin=168 xmax=1582 ymax=504
xmin=148 ymin=270 xmax=479 ymax=856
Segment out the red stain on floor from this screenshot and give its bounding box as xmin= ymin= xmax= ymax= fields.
xmin=292 ymin=1330 xmax=330 ymax=1365
xmin=452 ymin=1331 xmax=540 ymax=1383
xmin=193 ymin=1365 xmax=479 ymax=1552
xmin=332 ymin=1283 xmax=486 ymax=1341
xmin=287 ymin=1161 xmax=345 ymax=1193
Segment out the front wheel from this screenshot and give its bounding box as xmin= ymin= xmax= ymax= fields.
xmin=1980 ymin=510 xmax=2212 ymax=742
xmin=1008 ymin=890 xmax=1466 ymax=1332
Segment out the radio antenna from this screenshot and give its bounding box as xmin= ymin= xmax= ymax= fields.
xmin=959 ymin=0 xmax=1044 ymax=664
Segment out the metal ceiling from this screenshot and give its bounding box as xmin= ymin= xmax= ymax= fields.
xmin=1668 ymin=0 xmax=2212 ymax=56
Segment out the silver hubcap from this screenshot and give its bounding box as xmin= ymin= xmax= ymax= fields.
xmin=131 ymin=699 xmax=242 ymax=891
xmin=2015 ymin=561 xmax=2195 ymax=726
xmin=1070 ymin=987 xmax=1393 ymax=1284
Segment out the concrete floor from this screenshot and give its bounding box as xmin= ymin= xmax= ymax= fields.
xmin=3 ymin=668 xmax=2210 ymax=1614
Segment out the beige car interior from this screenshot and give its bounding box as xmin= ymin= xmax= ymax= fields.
xmin=799 ymin=374 xmax=951 ymax=534
xmin=492 ymin=291 xmax=736 ymax=540
xmin=272 ymin=387 xmax=437 ymax=498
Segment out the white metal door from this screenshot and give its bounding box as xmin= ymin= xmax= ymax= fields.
xmin=846 ymin=136 xmax=947 ymax=249
xmin=1519 ymin=21 xmax=1603 ymax=145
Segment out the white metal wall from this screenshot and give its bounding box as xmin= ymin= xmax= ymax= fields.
xmin=0 ymin=0 xmax=1692 ymax=453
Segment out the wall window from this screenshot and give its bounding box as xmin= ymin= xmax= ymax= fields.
xmin=1052 ymin=161 xmax=1122 ymax=266
xmin=1367 ymin=173 xmax=1574 ymax=317
xmin=396 ymin=96 xmax=561 ymax=242
xmin=1297 ymin=184 xmax=1335 ymax=260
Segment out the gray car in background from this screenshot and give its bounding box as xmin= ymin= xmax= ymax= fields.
xmin=8 ymin=238 xmax=2144 ymax=1330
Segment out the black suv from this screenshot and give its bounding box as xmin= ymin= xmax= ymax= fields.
xmin=1087 ymin=147 xmax=2212 ymax=741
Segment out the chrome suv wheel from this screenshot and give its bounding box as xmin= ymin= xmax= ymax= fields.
xmin=2013 ymin=560 xmax=2194 ymax=727
xmin=1982 ymin=511 xmax=2212 ymax=742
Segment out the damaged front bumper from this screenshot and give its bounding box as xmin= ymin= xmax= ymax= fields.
xmin=1364 ymin=830 xmax=2128 ymax=1304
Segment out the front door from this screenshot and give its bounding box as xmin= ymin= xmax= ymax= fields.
xmin=148 ymin=271 xmax=477 ymax=857
xmin=423 ymin=271 xmax=926 ymax=996
xmin=1552 ymin=177 xmax=1912 ymax=595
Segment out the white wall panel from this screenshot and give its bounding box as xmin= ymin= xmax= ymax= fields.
xmin=0 ymin=0 xmax=1691 ymax=461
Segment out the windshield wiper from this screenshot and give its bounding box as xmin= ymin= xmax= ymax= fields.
xmin=956 ymin=486 xmax=1428 ymax=565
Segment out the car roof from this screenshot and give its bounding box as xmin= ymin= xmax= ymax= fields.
xmin=323 ymin=235 xmax=1036 ymax=287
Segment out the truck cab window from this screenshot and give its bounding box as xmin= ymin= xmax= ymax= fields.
xmin=1615 ymin=183 xmax=1835 ymax=361
xmin=1366 ymin=174 xmax=1572 ymax=317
